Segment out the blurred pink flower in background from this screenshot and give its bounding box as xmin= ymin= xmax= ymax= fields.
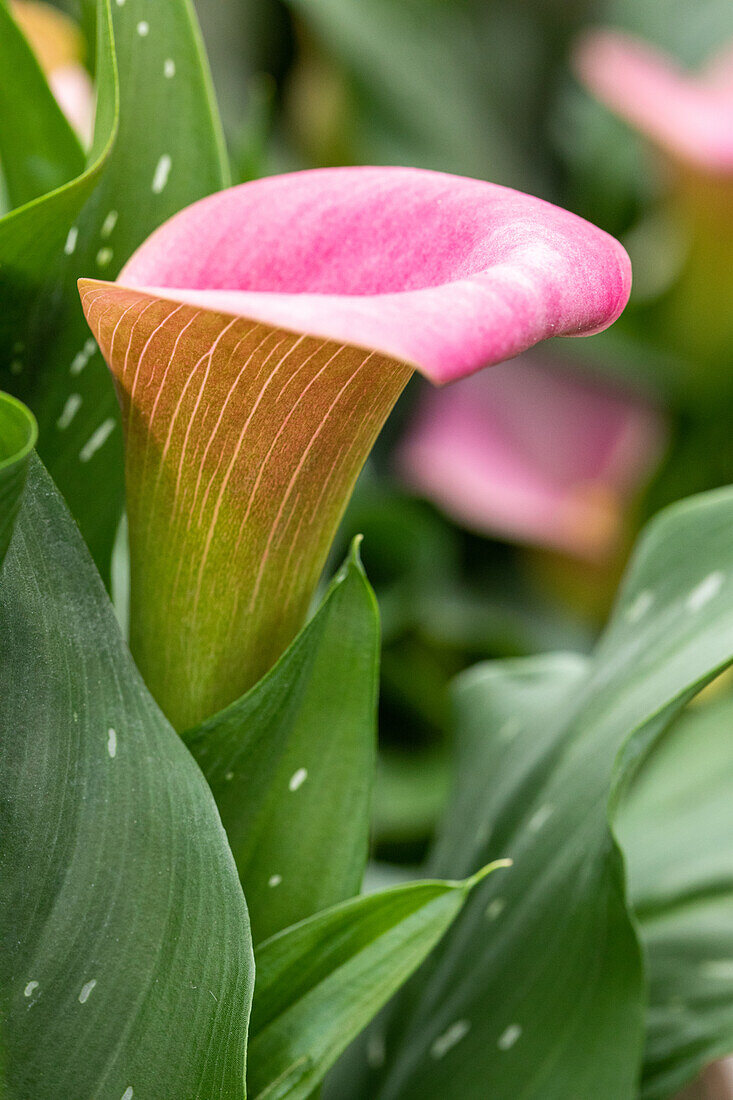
xmin=574 ymin=30 xmax=733 ymax=175
xmin=396 ymin=356 xmax=665 ymax=561
xmin=12 ymin=0 xmax=94 ymax=146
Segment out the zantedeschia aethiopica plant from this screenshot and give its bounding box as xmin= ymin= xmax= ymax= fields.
xmin=3 ymin=4 xmax=733 ymax=1099
xmin=80 ymin=166 xmax=631 ymax=728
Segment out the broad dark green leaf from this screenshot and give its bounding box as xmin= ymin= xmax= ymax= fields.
xmin=186 ymin=539 xmax=380 ymax=944
xmin=342 ymin=485 xmax=733 ymax=1099
xmin=0 ymin=391 xmax=37 ymax=568
xmin=0 ymin=0 xmax=85 ymax=207
xmin=0 ymin=457 xmax=253 ymax=1098
xmin=249 ymin=866 xmax=511 ymax=1100
xmin=618 ymin=693 xmax=733 ymax=1098
xmin=0 ymin=0 xmax=228 ymax=579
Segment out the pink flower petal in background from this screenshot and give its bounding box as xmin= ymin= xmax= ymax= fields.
xmin=120 ymin=166 xmax=631 ymax=384
xmin=396 ymin=356 xmax=665 ymax=561
xmin=11 ymin=0 xmax=94 ymax=145
xmin=574 ymin=29 xmax=733 ymax=174
xmin=48 ymin=64 xmax=94 ymax=146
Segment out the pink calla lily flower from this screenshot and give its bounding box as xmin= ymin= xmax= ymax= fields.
xmin=118 ymin=167 xmax=631 ymax=384
xmin=575 ymin=30 xmax=733 ymax=176
xmin=82 ymin=167 xmax=631 ymax=727
xmin=396 ymin=355 xmax=665 ymax=561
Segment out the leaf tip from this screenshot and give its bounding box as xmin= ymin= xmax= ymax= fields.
xmin=465 ymin=858 xmax=513 ymax=891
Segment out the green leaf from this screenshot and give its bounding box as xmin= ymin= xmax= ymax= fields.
xmin=0 ymin=391 xmax=37 ymax=568
xmin=618 ymin=693 xmax=733 ymax=1098
xmin=185 ymin=538 xmax=380 ymax=944
xmin=283 ymin=0 xmax=532 ymax=187
xmin=0 ymin=457 xmax=253 ymax=1098
xmin=0 ymin=0 xmax=228 ymax=580
xmin=81 ymin=283 xmax=411 ymax=728
xmin=249 ymin=865 xmax=511 ymax=1100
xmin=0 ymin=0 xmax=85 ymax=208
xmin=345 ymin=485 xmax=733 ymax=1099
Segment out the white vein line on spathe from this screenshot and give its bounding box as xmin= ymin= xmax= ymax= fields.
xmin=187 ymin=324 xmax=272 ymax=518
xmin=121 ymin=299 xmax=161 ymax=381
xmin=171 ymin=318 xmax=240 ymax=510
xmin=186 ymin=334 xmax=308 ymax=626
xmin=137 ymin=310 xmax=206 ymax=554
xmin=129 ymin=302 xmax=185 ymax=405
xmin=246 ymin=353 xmax=375 ymax=614
xmin=275 ymin=336 xmax=330 ymax=402
xmin=193 ymin=331 xmax=294 ymax=527
xmin=230 ymin=342 xmax=347 ymax=561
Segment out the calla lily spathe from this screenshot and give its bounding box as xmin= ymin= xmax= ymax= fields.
xmin=575 ymin=30 xmax=733 ymax=176
xmin=397 ymin=355 xmax=664 ymax=561
xmin=81 ymin=167 xmax=631 ymax=728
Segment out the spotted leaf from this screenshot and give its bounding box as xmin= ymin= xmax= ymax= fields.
xmin=249 ymin=864 xmax=511 ymax=1100
xmin=0 ymin=0 xmax=227 ymax=580
xmin=334 ymin=484 xmax=733 ymax=1099
xmin=0 ymin=457 xmax=253 ymax=1098
xmin=185 ymin=537 xmax=380 ymax=944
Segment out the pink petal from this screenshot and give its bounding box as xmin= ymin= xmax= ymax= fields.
xmin=575 ymin=30 xmax=733 ymax=174
xmin=119 ymin=167 xmax=631 ymax=384
xmin=49 ymin=64 xmax=95 ymax=146
xmin=396 ymin=355 xmax=665 ymax=561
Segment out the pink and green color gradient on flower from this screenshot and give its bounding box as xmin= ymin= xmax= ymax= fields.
xmin=81 ymin=166 xmax=631 ymax=730
xmin=575 ymin=30 xmax=733 ymax=376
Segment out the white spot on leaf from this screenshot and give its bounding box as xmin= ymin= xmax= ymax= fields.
xmin=57 ymin=394 xmax=82 ymax=430
xmin=79 ymin=419 xmax=115 ymax=463
xmin=64 ymin=226 xmax=78 ymax=255
xmin=78 ymin=979 xmax=97 ymax=1004
xmin=288 ymin=767 xmax=308 ymax=792
xmin=486 ymin=897 xmax=506 ymax=921
xmin=527 ymin=804 xmax=553 ymax=833
xmin=701 ymin=959 xmax=733 ymax=980
xmin=136 ymin=20 xmax=149 ymax=36
xmin=625 ymin=589 xmax=654 ymax=624
xmin=687 ymin=571 xmax=724 ymax=613
xmin=107 ymin=728 xmax=117 ymax=758
xmin=366 ymin=1032 xmax=386 ymax=1069
xmin=24 ymin=981 xmax=39 ymax=998
xmin=101 ymin=210 xmax=118 ymax=238
xmin=497 ymin=1024 xmax=522 ymax=1050
xmin=268 ymin=874 xmax=282 ymax=888
xmin=164 ymin=59 xmax=176 ymax=78
xmin=430 ymin=1019 xmax=471 ymax=1059
xmin=151 ymin=154 xmax=172 ymax=194
xmin=499 ymin=718 xmax=520 ymax=742
xmin=96 ymin=247 xmax=113 ymax=268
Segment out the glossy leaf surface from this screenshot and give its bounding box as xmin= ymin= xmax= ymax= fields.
xmin=0 ymin=391 xmax=37 ymax=567
xmin=619 ymin=693 xmax=733 ymax=1098
xmin=187 ymin=539 xmax=380 ymax=944
xmin=0 ymin=458 xmax=253 ymax=1098
xmin=249 ymin=869 xmax=510 ymax=1100
xmin=341 ymin=484 xmax=733 ymax=1099
xmin=0 ymin=1 xmax=84 ymax=208
xmin=0 ymin=0 xmax=227 ymax=578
